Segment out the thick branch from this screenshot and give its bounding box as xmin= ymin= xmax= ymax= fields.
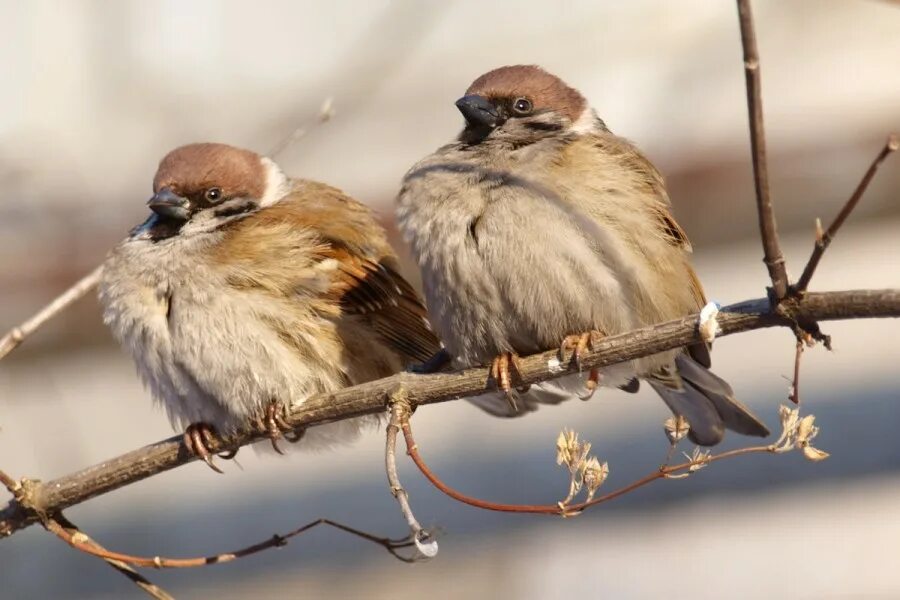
xmin=736 ymin=0 xmax=790 ymax=300
xmin=2 ymin=288 xmax=898 ymax=537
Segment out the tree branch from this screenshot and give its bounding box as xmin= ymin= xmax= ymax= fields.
xmin=736 ymin=0 xmax=790 ymax=300
xmin=0 ymin=265 xmax=103 ymax=361
xmin=2 ymin=288 xmax=898 ymax=538
xmin=48 ymin=514 xmax=175 ymax=600
xmin=794 ymin=134 xmax=899 ymax=293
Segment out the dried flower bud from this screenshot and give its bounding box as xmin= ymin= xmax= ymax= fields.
xmin=556 ymin=428 xmax=590 ymax=473
xmin=684 ymin=447 xmax=711 ymax=472
xmin=581 ymin=456 xmax=609 ymax=499
xmin=796 ymin=415 xmax=817 ymax=445
xmin=664 ymin=415 xmax=691 ymax=444
xmin=802 ymin=446 xmax=830 ymax=462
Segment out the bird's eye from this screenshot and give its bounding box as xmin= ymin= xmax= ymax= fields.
xmin=204 ymin=188 xmax=222 ymax=202
xmin=512 ymin=98 xmax=533 ymax=115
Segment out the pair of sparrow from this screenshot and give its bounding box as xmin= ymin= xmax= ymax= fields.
xmin=100 ymin=65 xmax=769 ymax=470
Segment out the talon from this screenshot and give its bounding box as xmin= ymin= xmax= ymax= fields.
xmin=262 ymin=399 xmax=305 ymax=452
xmin=560 ymin=330 xmax=604 ymax=370
xmin=579 ymin=368 xmax=602 ymax=401
xmin=183 ymin=423 xmax=234 ymax=474
xmin=489 ymin=352 xmax=524 ymax=412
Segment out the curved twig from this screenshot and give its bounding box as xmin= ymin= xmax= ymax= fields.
xmin=400 ymin=416 xmax=774 ymax=515
xmin=45 ymin=515 xmax=416 ymax=569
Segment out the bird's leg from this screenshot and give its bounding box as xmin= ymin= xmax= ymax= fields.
xmin=559 ymin=330 xmax=607 ymax=400
xmin=489 ymin=352 xmax=525 ymax=412
xmin=258 ymin=399 xmax=305 ymax=454
xmin=183 ymin=422 xmax=237 ymax=474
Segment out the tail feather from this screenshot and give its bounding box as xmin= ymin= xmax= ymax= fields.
xmin=674 ymin=354 xmax=770 ymax=438
xmin=649 ymin=354 xmax=770 ymax=446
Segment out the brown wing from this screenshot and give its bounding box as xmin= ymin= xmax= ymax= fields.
xmin=271 ymin=180 xmax=441 ymax=365
xmin=321 ymin=245 xmax=440 ymax=364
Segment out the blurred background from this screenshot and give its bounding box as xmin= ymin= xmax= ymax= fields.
xmin=1 ymin=0 xmax=899 ymax=598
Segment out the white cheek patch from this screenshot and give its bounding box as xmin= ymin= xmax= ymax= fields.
xmin=258 ymin=157 xmax=291 ymax=207
xmin=571 ymin=107 xmax=600 ymax=134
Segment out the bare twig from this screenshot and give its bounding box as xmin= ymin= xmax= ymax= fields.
xmin=50 ymin=514 xmax=174 ymax=600
xmin=45 ymin=515 xmax=416 ymax=569
xmin=0 ymin=265 xmax=103 ymax=361
xmin=0 ymin=469 xmax=19 ymax=495
xmin=794 ymin=134 xmax=899 ymax=293
xmin=400 ymin=416 xmax=775 ymax=515
xmin=2 ymin=288 xmax=898 ymax=538
xmin=736 ymin=0 xmax=790 ymax=300
xmin=267 ymin=97 xmax=335 ymax=158
xmin=788 ymin=339 xmax=803 ymax=404
xmin=385 ymin=390 xmax=437 ymax=559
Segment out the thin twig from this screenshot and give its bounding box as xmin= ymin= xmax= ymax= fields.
xmin=50 ymin=514 xmax=174 ymax=600
xmin=0 ymin=265 xmax=103 ymax=361
xmin=2 ymin=288 xmax=899 ymax=539
xmin=267 ymin=97 xmax=335 ymax=159
xmin=788 ymin=339 xmax=803 ymax=404
xmin=794 ymin=134 xmax=899 ymax=293
xmin=400 ymin=417 xmax=774 ymax=515
xmin=0 ymin=469 xmax=19 ymax=495
xmin=385 ymin=390 xmax=437 ymax=559
xmin=736 ymin=0 xmax=790 ymax=300
xmin=45 ymin=515 xmax=416 ymax=569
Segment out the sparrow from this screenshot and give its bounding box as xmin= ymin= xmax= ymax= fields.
xmin=100 ymin=142 xmax=440 ymax=470
xmin=396 ymin=65 xmax=770 ymax=445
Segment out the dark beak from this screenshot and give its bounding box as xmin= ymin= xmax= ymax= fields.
xmin=455 ymin=95 xmax=502 ymax=129
xmin=147 ymin=187 xmax=190 ymax=221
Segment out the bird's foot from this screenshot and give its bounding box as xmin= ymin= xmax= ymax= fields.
xmin=183 ymin=422 xmax=238 ymax=474
xmin=559 ymin=330 xmax=605 ymax=370
xmin=560 ymin=330 xmax=606 ymax=401
xmin=256 ymin=399 xmax=304 ymax=454
xmin=489 ymin=352 xmax=527 ymax=412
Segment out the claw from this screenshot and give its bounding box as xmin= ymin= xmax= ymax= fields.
xmin=259 ymin=399 xmax=305 ymax=453
xmin=579 ymin=368 xmax=602 ymax=401
xmin=559 ymin=330 xmax=604 ymax=370
xmin=489 ymin=352 xmax=524 ymax=412
xmin=183 ymin=423 xmax=235 ymax=474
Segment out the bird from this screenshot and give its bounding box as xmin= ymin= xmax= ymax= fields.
xmin=100 ymin=142 xmax=440 ymax=470
xmin=396 ymin=65 xmax=770 ymax=445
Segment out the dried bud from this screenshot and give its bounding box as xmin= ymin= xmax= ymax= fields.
xmin=802 ymin=446 xmax=830 ymax=462
xmin=796 ymin=415 xmax=818 ymax=445
xmin=556 ymin=429 xmax=590 ymax=473
xmin=664 ymin=415 xmax=691 ymax=444
xmin=684 ymin=447 xmax=711 ymax=472
xmin=581 ymin=456 xmax=609 ymax=500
